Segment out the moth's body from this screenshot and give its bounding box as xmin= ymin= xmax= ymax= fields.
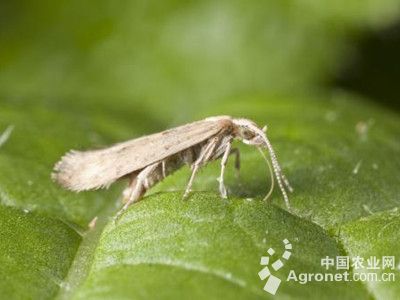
xmin=52 ymin=116 xmax=292 ymax=218
xmin=121 ymin=142 xmax=203 ymax=203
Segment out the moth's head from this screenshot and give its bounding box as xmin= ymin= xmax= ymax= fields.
xmin=232 ymin=117 xmax=292 ymax=208
xmin=232 ymin=118 xmax=268 ymax=146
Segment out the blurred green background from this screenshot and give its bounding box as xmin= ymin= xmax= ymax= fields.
xmin=0 ymin=1 xmax=400 ymax=300
xmin=1 ymin=0 xmax=400 ymax=115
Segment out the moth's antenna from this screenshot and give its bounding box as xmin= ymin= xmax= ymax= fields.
xmin=281 ymin=173 xmax=293 ymax=193
xmin=259 ymin=131 xmax=291 ymax=210
xmin=257 ymin=147 xmax=274 ymax=201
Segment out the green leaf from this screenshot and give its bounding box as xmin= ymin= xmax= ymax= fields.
xmin=340 ymin=209 xmax=400 ymax=299
xmin=1 ymin=92 xmax=400 ymax=299
xmin=2 ymin=93 xmax=396 ymax=299
xmin=67 ymin=94 xmax=399 ymax=300
xmin=0 ymin=206 xmax=81 ymax=299
xmin=72 ymin=193 xmax=371 ymax=300
xmin=0 ymin=1 xmax=400 ymax=299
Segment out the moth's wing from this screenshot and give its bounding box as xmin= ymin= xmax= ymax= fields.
xmin=52 ymin=116 xmax=232 ymax=191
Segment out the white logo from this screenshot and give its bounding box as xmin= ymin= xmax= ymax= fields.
xmin=258 ymin=238 xmax=292 ymax=295
xmin=287 ymin=254 xmax=396 ymax=284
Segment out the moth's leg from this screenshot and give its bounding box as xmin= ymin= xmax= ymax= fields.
xmin=183 ymin=137 xmax=219 ymax=199
xmin=183 ymin=164 xmax=199 ymax=199
xmin=161 ymin=160 xmax=167 ymax=178
xmin=88 ymin=216 xmax=98 ymax=230
xmin=230 ymin=147 xmax=240 ymax=177
xmin=116 ymin=163 xmax=159 ymax=219
xmin=128 ymin=163 xmax=159 ymax=204
xmin=122 ymin=174 xmax=139 ymax=205
xmin=217 ymin=142 xmax=232 ymax=198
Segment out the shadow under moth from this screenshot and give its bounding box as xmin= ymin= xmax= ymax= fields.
xmin=52 ymin=116 xmax=293 ymax=218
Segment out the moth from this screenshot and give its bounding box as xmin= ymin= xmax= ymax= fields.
xmin=52 ymin=116 xmax=293 ymax=218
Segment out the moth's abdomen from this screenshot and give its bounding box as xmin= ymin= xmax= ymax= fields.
xmin=138 ymin=143 xmax=203 ymax=190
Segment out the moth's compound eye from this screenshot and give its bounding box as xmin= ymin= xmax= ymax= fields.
xmin=241 ymin=128 xmax=256 ymax=140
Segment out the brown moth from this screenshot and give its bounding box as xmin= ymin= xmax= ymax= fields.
xmin=52 ymin=116 xmax=293 ymax=218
